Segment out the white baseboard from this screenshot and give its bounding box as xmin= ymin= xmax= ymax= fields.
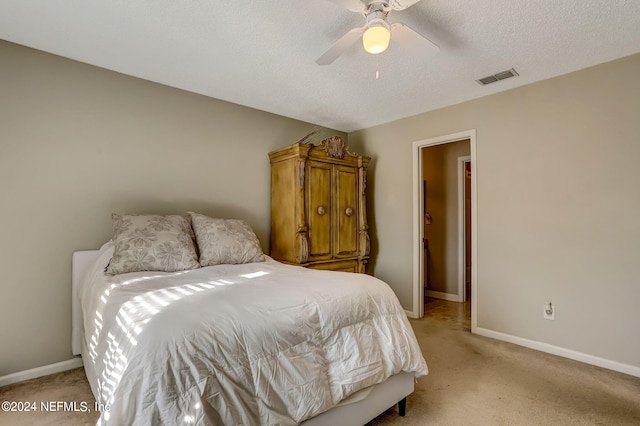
xmin=405 ymin=309 xmax=419 ymax=319
xmin=426 ymin=290 xmax=463 ymax=302
xmin=0 ymin=357 xmax=84 ymax=387
xmin=475 ymin=327 xmax=640 ymax=378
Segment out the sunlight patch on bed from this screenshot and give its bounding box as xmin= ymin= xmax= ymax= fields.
xmin=206 ymin=280 xmax=232 ymax=286
xmin=175 ymin=286 xmax=193 ymax=296
xmin=185 ymin=284 xmax=205 ymax=292
xmin=97 ymin=331 xmax=129 ymax=402
xmin=241 ymin=271 xmax=269 ymax=279
xmin=146 ymin=292 xmax=170 ymax=307
xmin=160 ymin=289 xmax=181 ymax=300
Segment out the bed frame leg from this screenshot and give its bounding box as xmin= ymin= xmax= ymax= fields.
xmin=398 ymin=397 xmax=407 ymax=416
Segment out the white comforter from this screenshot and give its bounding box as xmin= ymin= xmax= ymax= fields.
xmin=81 ymin=243 xmax=428 ymax=425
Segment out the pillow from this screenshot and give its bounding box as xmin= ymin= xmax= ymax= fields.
xmin=188 ymin=212 xmax=265 ymax=266
xmin=106 ymin=213 xmax=200 ymax=275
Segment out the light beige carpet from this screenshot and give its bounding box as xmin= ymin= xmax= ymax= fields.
xmin=1 ymin=298 xmax=639 ymax=425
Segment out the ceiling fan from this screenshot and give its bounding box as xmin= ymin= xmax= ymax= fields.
xmin=316 ymin=0 xmax=439 ymax=65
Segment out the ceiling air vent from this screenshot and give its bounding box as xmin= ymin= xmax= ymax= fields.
xmin=476 ymin=68 xmax=519 ymax=86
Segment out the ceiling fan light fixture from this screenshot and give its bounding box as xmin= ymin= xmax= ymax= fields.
xmin=316 ymin=0 xmax=438 ymax=66
xmin=362 ymin=24 xmax=391 ymax=54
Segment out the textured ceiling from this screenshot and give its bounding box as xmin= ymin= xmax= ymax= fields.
xmin=1 ymin=0 xmax=639 ymax=132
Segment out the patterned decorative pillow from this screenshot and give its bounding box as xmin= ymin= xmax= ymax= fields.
xmin=188 ymin=212 xmax=265 ymax=266
xmin=106 ymin=213 xmax=200 ymax=275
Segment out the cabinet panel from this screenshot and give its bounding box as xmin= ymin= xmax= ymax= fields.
xmin=306 ymin=161 xmax=332 ymax=260
xmin=270 ymin=160 xmax=297 ymax=262
xmin=334 ymin=166 xmax=358 ymax=257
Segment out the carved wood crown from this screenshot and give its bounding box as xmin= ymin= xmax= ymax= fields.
xmin=319 ymin=136 xmax=356 ymax=159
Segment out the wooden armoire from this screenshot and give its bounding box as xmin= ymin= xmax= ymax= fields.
xmin=269 ymin=137 xmax=370 ymax=273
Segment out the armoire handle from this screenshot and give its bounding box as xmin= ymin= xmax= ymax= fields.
xmin=345 ymin=207 xmax=354 ymax=217
xmin=317 ymin=206 xmax=326 ymax=216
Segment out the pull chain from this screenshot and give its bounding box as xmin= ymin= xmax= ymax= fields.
xmin=375 ymin=54 xmax=380 ymax=80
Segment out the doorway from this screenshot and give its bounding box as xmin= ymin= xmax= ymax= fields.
xmin=411 ymin=130 xmax=477 ymax=332
xmin=421 ymin=143 xmax=470 ymax=302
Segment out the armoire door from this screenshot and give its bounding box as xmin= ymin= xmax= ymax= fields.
xmin=306 ymin=161 xmax=333 ymax=260
xmin=333 ymin=165 xmax=358 ymax=258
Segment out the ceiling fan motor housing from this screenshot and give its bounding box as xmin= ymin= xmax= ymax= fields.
xmin=365 ymin=2 xmax=391 ymax=25
xmin=363 ymin=0 xmax=392 ymax=12
xmin=365 ymin=2 xmax=390 ymax=35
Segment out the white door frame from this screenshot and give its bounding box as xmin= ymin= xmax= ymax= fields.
xmin=411 ymin=129 xmax=478 ymax=332
xmin=458 ymin=155 xmax=471 ymax=302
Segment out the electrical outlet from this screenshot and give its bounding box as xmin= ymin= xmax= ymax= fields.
xmin=543 ymin=302 xmax=555 ymax=320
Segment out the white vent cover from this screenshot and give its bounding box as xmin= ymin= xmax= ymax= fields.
xmin=476 ymin=68 xmax=519 ymax=86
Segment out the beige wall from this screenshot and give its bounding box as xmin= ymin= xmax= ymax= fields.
xmin=0 ymin=40 xmax=345 ymax=376
xmin=422 ymin=140 xmax=470 ymax=295
xmin=350 ymin=53 xmax=640 ymax=368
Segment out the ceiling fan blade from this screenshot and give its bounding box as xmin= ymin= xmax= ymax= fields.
xmin=388 ymin=0 xmax=423 ymax=10
xmin=316 ymin=27 xmax=365 ymax=65
xmin=390 ymin=22 xmax=439 ymax=56
xmin=324 ymin=0 xmax=366 ymax=13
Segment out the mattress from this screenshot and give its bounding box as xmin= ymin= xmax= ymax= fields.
xmin=80 ymin=242 xmax=428 ymax=425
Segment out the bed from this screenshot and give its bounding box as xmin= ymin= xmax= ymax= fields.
xmin=71 ymin=216 xmax=428 ymax=425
